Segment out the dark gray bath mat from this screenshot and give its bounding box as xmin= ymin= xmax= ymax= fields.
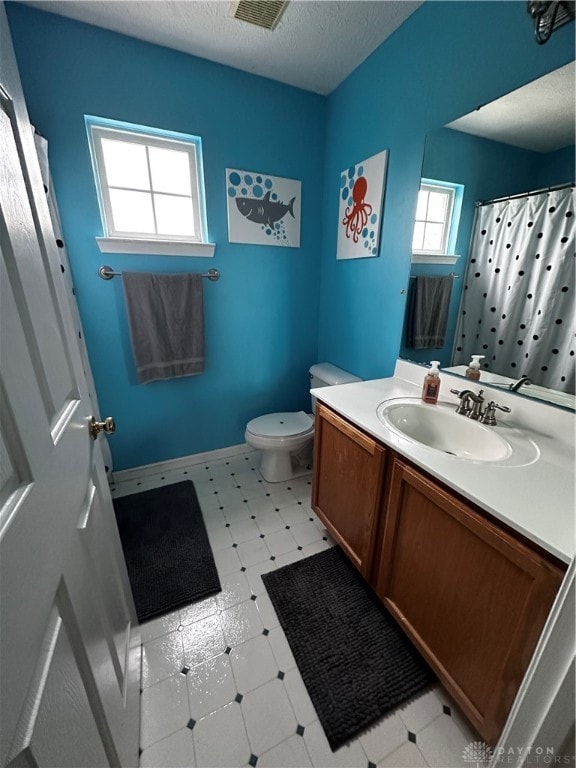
xmin=113 ymin=480 xmax=220 ymax=623
xmin=262 ymin=546 xmax=434 ymax=751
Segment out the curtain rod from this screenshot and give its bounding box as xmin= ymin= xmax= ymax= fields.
xmin=477 ymin=181 xmax=575 ymax=207
xmin=98 ymin=265 xmax=220 ymax=282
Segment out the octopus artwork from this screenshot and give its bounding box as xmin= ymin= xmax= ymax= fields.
xmin=337 ymin=150 xmax=387 ymax=260
xmin=342 ymin=176 xmax=373 ymax=243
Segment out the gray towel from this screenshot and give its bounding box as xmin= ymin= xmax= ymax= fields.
xmin=123 ymin=272 xmax=205 ymax=383
xmin=406 ymin=275 xmax=453 ymax=349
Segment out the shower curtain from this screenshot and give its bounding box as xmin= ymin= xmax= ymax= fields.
xmin=453 ymin=186 xmax=575 ymax=394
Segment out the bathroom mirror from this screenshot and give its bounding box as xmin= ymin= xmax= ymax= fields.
xmin=400 ymin=62 xmax=575 ymax=410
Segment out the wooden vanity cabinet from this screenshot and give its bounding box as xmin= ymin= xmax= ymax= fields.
xmin=374 ymin=458 xmax=565 ymax=745
xmin=311 ymin=403 xmax=386 ymax=578
xmin=311 ymin=404 xmax=565 ymax=745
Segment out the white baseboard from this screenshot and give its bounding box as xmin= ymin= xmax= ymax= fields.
xmin=112 ymin=443 xmax=256 ymax=484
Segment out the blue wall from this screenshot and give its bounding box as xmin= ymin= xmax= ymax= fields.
xmin=318 ymin=1 xmax=574 ymax=381
xmin=399 ymin=128 xmax=575 ymax=367
xmin=535 ymin=145 xmax=575 ymax=187
xmin=6 ymin=4 xmax=325 ymax=470
xmin=6 ymin=2 xmax=574 ymax=470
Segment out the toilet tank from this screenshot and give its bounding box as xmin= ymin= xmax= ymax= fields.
xmin=309 ymin=362 xmax=362 ymax=412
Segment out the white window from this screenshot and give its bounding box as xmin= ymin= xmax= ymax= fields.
xmin=86 ymin=118 xmax=213 ymax=256
xmin=412 ymin=182 xmax=455 ymax=255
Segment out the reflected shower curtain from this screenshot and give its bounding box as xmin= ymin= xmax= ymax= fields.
xmin=453 ymin=187 xmax=575 ymax=394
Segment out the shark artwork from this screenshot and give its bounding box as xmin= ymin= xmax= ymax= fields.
xmin=235 ymin=191 xmax=296 ymax=229
xmin=226 ymin=168 xmax=301 ymax=246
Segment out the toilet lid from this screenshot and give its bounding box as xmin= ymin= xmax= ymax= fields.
xmin=247 ymin=411 xmax=313 ymax=438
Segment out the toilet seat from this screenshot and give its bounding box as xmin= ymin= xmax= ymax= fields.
xmin=246 ymin=411 xmax=313 ymax=439
xmin=244 ymin=410 xmax=314 ymax=482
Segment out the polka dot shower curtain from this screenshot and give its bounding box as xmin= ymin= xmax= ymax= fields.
xmin=453 ymin=186 xmax=575 ymax=394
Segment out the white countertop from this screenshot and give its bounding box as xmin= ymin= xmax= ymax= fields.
xmin=311 ymin=360 xmax=575 ymax=564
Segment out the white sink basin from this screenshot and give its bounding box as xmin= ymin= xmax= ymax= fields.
xmin=377 ymin=400 xmax=512 ymax=462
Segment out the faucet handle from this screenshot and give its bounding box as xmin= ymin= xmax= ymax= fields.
xmin=481 ymin=401 xmax=511 ymax=426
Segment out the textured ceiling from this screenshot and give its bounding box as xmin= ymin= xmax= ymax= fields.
xmin=20 ymin=0 xmax=423 ymax=95
xmin=446 ymin=62 xmax=575 ymax=154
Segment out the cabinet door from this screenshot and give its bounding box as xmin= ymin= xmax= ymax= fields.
xmin=311 ymin=404 xmax=386 ymax=577
xmin=375 ymin=459 xmax=564 ymax=745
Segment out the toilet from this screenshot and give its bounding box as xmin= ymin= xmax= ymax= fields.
xmin=245 ymin=363 xmax=362 ymax=483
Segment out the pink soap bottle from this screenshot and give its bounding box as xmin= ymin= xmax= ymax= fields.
xmin=465 ymin=355 xmax=484 ymax=381
xmin=422 ymin=361 xmax=441 ymax=404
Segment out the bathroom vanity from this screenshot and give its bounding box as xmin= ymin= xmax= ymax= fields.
xmin=311 ymin=361 xmax=574 ymax=747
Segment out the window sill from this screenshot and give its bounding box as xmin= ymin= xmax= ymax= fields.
xmin=411 ymin=253 xmax=460 ymax=265
xmin=96 ymin=237 xmax=216 ymax=258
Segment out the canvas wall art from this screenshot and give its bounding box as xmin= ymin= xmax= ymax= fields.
xmin=336 ymin=150 xmax=388 ymax=260
xmin=226 ymin=169 xmax=301 ymax=247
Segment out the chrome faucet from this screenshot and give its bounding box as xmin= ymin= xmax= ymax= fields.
xmin=450 ymin=388 xmax=511 ymax=426
xmin=509 ymin=375 xmax=532 ymax=392
xmin=450 ymin=388 xmax=485 ymax=419
xmin=465 ymin=390 xmax=486 ymax=420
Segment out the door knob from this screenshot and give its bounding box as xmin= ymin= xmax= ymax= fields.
xmin=89 ymin=416 xmax=116 ymax=440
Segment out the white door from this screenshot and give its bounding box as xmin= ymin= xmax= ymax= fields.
xmin=34 ymin=129 xmax=114 ymax=477
xmin=0 ymin=7 xmax=140 ymax=767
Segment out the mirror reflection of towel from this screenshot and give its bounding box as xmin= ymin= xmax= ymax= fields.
xmin=123 ymin=272 xmax=205 ymax=383
xmin=406 ymin=276 xmax=453 ymax=349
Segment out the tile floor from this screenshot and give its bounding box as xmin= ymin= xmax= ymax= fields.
xmin=111 ymin=448 xmax=480 ymax=768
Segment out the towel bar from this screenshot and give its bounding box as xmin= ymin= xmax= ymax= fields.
xmin=409 ymin=272 xmax=459 ymax=279
xmin=98 ymin=265 xmax=220 ymax=281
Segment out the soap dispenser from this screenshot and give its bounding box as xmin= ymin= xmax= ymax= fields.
xmin=465 ymin=355 xmax=484 ymax=381
xmin=422 ymin=361 xmax=441 ymax=404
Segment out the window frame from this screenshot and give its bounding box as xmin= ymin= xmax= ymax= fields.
xmin=412 ymin=182 xmax=456 ymax=256
xmin=86 ymin=116 xmax=214 ymax=256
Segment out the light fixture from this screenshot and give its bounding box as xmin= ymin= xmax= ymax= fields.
xmin=527 ymin=1 xmax=575 ymax=44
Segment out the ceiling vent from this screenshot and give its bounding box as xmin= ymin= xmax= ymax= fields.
xmin=231 ymin=1 xmax=288 ymax=30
